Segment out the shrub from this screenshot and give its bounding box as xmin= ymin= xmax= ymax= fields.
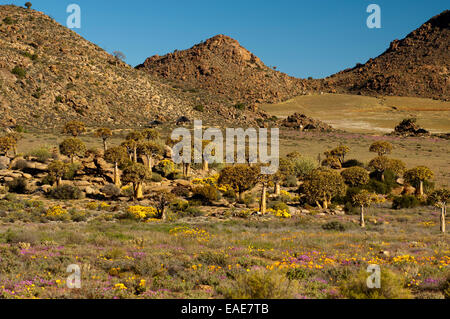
xmin=366 ymin=179 xmax=392 ymax=195
xmin=233 ymin=103 xmax=246 ymax=111
xmin=218 ymin=269 xmax=298 ymax=299
xmin=125 ymin=206 xmax=158 ymax=221
xmin=101 ymin=184 xmax=120 ymax=198
xmin=171 ymin=185 xmax=190 ymax=197
xmin=155 ymin=160 xmax=176 ymax=178
xmin=11 ymin=66 xmax=26 ymax=78
xmin=192 ymin=185 xmax=219 ymax=203
xmin=340 ymin=269 xmax=412 ymax=299
xmin=171 ymin=199 xmax=204 ymax=218
xmin=392 ymin=195 xmax=420 ymax=209
xmin=63 ymin=163 xmax=80 ymax=180
xmin=6 ymin=177 xmax=28 ymax=194
xmin=342 ymin=159 xmax=364 ymax=168
xmin=223 ymin=189 xmax=236 ymax=200
xmin=28 ymin=146 xmax=52 ymax=163
xmin=45 ymin=205 xmax=70 ymax=221
xmin=47 ymin=185 xmax=83 ymax=200
xmin=284 ymin=175 xmax=298 ymax=187
xmin=3 ymin=17 xmax=15 ymax=25
xmin=322 ymin=221 xmax=346 ymax=231
xmin=268 ymin=200 xmax=289 ymax=212
xmin=193 ymin=105 xmax=204 ymax=112
xmin=150 ymin=172 xmax=163 ymax=182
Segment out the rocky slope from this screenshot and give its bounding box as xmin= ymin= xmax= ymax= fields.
xmin=0 ymin=5 xmax=261 ymax=130
xmin=326 ymin=10 xmax=450 ymax=100
xmin=137 ymin=34 xmax=318 ymax=107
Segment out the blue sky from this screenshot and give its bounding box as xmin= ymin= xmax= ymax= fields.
xmin=4 ymin=0 xmax=448 ymax=78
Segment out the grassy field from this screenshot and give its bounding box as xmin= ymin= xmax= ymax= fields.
xmin=0 ymin=195 xmax=448 ymax=299
xmin=261 ymin=94 xmax=450 ymax=133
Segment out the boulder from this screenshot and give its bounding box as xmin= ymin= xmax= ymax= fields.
xmin=0 ymin=156 xmax=11 ymax=169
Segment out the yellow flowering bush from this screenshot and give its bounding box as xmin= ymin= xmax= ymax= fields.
xmin=86 ymin=202 xmax=98 ymax=210
xmin=126 ymin=206 xmax=158 ymax=221
xmin=267 ymin=208 xmax=292 ymax=219
xmin=192 ymin=174 xmax=232 ymax=192
xmin=45 ymin=205 xmax=69 ymax=221
xmin=114 ymin=283 xmax=127 ymax=290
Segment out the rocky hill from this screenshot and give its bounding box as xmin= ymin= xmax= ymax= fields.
xmin=137 ymin=34 xmax=318 ymax=107
xmin=326 ymin=10 xmax=450 ymax=100
xmin=0 ymin=5 xmax=262 ymax=130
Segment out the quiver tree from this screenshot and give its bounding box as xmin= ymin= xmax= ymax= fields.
xmin=429 ymin=189 xmax=449 ymax=233
xmin=368 ymin=156 xmax=390 ymax=181
xmin=404 ymin=166 xmax=434 ymax=197
xmin=329 ymin=145 xmax=350 ymax=165
xmin=218 ymin=164 xmax=259 ymax=202
xmin=63 ymin=121 xmax=86 ymax=137
xmin=142 ymin=128 xmax=160 ymax=141
xmin=104 ymin=146 xmax=128 ymax=186
xmin=321 ymin=156 xmax=342 ymax=169
xmin=25 ymin=2 xmax=32 ymax=9
xmin=273 ymin=157 xmax=295 ymax=195
xmin=299 ymin=168 xmax=346 ymax=209
xmin=137 ymin=140 xmax=164 ymax=173
xmin=369 ymin=141 xmax=393 ymax=156
xmin=6 ymin=132 xmax=22 ymax=156
xmin=59 ymin=138 xmax=86 ymax=163
xmin=257 ymin=170 xmax=275 ymax=214
xmin=352 ymin=190 xmax=379 ymax=228
xmin=121 ymin=163 xmax=149 ymax=200
xmin=95 ymin=128 xmax=112 ymax=151
xmin=341 ymin=167 xmax=370 ymax=187
xmin=48 ymin=160 xmax=69 ymax=186
xmin=0 ymin=135 xmax=16 ymax=156
xmin=124 ymin=131 xmax=144 ymax=162
xmin=150 ymin=190 xmax=175 ymax=221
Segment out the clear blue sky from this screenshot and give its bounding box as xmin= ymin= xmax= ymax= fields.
xmin=4 ymin=0 xmax=449 ymax=78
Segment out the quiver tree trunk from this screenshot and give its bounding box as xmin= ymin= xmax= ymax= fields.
xmin=260 ymin=185 xmax=267 ymax=214
xmin=419 ymin=180 xmax=424 ymax=197
xmin=133 ymin=148 xmax=138 ymax=163
xmin=360 ymin=206 xmax=365 ymax=228
xmin=183 ymin=163 xmax=191 ymax=177
xmin=134 ymin=182 xmax=144 ymax=200
xmin=103 ymin=139 xmax=108 ymax=152
xmin=113 ymin=162 xmax=121 ymax=187
xmin=440 ymin=207 xmax=446 ymax=233
xmin=146 ymin=155 xmax=153 ymax=173
xmin=274 ymin=182 xmax=281 ymax=196
xmin=202 ymin=159 xmax=209 ymax=172
xmin=322 ymin=193 xmax=328 ymax=210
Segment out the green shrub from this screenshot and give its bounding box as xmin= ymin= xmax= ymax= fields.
xmin=11 ymin=66 xmax=26 ymax=78
xmin=28 ymin=146 xmax=52 ymax=163
xmin=150 ymin=172 xmax=163 ymax=182
xmin=392 ymin=195 xmax=420 ymax=209
xmin=218 ymin=269 xmax=298 ymax=299
xmin=340 ymin=269 xmax=412 ymax=299
xmin=366 ymin=179 xmax=392 ymax=195
xmin=268 ymin=201 xmax=289 ymax=212
xmin=286 ymin=268 xmax=313 ymax=281
xmin=63 ymin=163 xmax=80 ymax=180
xmin=342 ymin=159 xmax=365 ymax=168
xmin=223 ymin=189 xmax=236 ymax=201
xmin=21 ymin=51 xmax=38 ymax=61
xmin=233 ymin=103 xmax=246 ymax=111
xmin=193 ymin=105 xmax=204 ymax=112
xmin=322 ymin=221 xmax=346 ymax=231
xmin=6 ymin=177 xmax=28 ymax=194
xmin=47 ymin=185 xmax=83 ymax=200
xmin=284 ymin=175 xmax=298 ymax=187
xmin=100 ymin=184 xmax=120 ymax=198
xmin=192 ymin=185 xmax=219 ymax=203
xmin=171 ymin=185 xmax=190 ymax=197
xmin=3 ymin=17 xmax=15 ymax=25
